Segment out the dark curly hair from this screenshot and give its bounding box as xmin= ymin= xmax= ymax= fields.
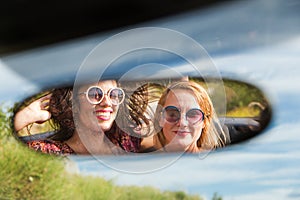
xmin=48 ymin=87 xmax=75 ymax=141
xmin=116 ymin=82 xmax=165 ymax=137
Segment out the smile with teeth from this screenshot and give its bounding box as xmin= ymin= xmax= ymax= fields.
xmin=95 ymin=109 xmax=113 ymax=121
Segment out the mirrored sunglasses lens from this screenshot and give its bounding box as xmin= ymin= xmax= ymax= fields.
xmin=87 ymin=87 xmax=103 ymax=103
xmin=164 ymin=107 xmax=180 ymax=123
xmin=186 ymin=109 xmax=203 ymax=124
xmin=109 ymin=88 xmax=124 ymax=104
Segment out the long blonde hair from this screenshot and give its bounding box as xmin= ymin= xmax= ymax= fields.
xmin=153 ymin=81 xmax=226 ymax=152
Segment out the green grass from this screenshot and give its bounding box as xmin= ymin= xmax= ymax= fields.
xmin=0 ymin=106 xmax=204 ymax=200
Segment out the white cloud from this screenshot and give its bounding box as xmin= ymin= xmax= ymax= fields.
xmin=224 ymin=188 xmax=299 ymax=200
xmin=214 ymin=36 xmax=300 ymax=94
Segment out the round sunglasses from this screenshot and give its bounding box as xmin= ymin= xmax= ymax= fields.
xmin=80 ymin=86 xmax=125 ymax=105
xmin=162 ymin=106 xmax=205 ymax=125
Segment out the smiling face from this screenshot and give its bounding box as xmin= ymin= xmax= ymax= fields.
xmin=160 ymin=89 xmax=205 ymax=152
xmin=76 ymin=80 xmax=119 ymax=132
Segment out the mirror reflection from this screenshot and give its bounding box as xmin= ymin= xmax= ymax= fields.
xmin=13 ymin=77 xmax=271 ymax=156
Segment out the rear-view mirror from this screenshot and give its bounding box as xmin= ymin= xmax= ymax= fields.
xmin=13 ymin=77 xmax=272 ymax=156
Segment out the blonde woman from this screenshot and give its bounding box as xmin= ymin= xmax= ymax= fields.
xmin=153 ymin=81 xmax=226 ymax=153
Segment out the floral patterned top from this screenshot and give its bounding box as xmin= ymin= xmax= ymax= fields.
xmin=27 ymin=128 xmax=142 ymax=155
xmin=106 ymin=127 xmax=142 ymax=153
xmin=28 ymin=140 xmax=75 ymax=155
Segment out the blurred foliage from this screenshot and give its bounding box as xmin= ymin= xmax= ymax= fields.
xmin=0 ymin=104 xmax=13 ymax=141
xmin=212 ymin=192 xmax=223 ymax=200
xmin=223 ymin=79 xmax=266 ymax=112
xmin=226 ymin=106 xmax=260 ymax=117
xmin=192 ymin=78 xmax=268 ymax=117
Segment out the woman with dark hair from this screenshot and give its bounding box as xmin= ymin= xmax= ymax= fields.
xmin=14 ymin=80 xmax=143 ymax=155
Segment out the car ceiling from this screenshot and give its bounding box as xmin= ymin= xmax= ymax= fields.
xmin=0 ymin=0 xmax=232 ymax=55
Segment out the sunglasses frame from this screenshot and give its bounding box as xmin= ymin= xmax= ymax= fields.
xmin=82 ymin=86 xmax=125 ymax=105
xmin=162 ymin=105 xmax=205 ymax=125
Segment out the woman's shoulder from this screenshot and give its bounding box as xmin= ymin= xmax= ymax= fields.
xmin=27 ymin=139 xmax=75 ymax=155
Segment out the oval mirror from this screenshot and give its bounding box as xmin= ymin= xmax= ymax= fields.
xmin=12 ymin=76 xmax=272 ymax=156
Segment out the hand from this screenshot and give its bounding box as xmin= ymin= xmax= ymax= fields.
xmin=14 ymin=94 xmax=52 ymax=131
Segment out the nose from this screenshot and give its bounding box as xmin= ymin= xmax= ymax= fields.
xmin=177 ymin=114 xmax=188 ymax=127
xmin=99 ymin=94 xmax=112 ymax=106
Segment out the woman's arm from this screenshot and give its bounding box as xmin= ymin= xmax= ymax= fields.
xmin=14 ymin=94 xmax=52 ymax=131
